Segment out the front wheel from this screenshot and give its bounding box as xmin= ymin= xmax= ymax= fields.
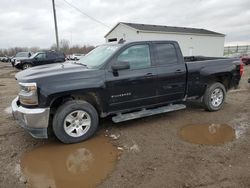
xmin=22 ymin=63 xmax=32 ymax=70
xmin=203 ymin=82 xmax=226 ymax=111
xmin=52 ymin=100 xmax=99 ymax=143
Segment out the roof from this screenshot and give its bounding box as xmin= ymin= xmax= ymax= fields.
xmin=105 ymin=22 xmax=225 ymax=37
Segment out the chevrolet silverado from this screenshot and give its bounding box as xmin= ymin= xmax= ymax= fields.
xmin=12 ymin=40 xmax=243 ymax=143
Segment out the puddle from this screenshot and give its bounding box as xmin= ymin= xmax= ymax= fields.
xmin=179 ymin=124 xmax=235 ymax=145
xmin=21 ymin=135 xmax=118 ymax=188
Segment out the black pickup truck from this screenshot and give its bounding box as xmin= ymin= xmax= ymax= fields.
xmin=12 ymin=41 xmax=243 ymax=143
xmin=14 ymin=51 xmax=65 ymax=70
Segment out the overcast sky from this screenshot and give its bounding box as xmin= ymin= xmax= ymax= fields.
xmin=0 ymin=0 xmax=249 ymax=48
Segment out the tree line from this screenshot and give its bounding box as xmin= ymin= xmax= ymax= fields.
xmin=0 ymin=39 xmax=95 ymax=57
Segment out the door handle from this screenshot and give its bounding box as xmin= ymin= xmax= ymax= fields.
xmin=175 ymin=69 xmax=184 ymax=74
xmin=144 ymin=73 xmax=154 ymax=78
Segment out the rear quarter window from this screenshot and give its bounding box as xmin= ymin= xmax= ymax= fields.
xmin=58 ymin=52 xmax=65 ymax=58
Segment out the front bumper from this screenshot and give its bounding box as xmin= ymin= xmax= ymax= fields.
xmin=11 ymin=97 xmax=50 ymax=139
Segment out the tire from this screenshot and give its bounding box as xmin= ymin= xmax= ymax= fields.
xmin=203 ymin=82 xmax=226 ymax=112
xmin=22 ymin=63 xmax=32 ymax=70
xmin=52 ymin=100 xmax=99 ymax=144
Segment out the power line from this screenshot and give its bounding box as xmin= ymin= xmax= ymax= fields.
xmin=60 ymin=0 xmax=110 ymax=28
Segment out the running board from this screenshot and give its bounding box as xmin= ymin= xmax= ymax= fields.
xmin=112 ymin=104 xmax=186 ymax=123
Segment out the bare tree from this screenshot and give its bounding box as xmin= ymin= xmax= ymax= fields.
xmin=0 ymin=40 xmax=95 ymax=57
xmin=60 ymin=39 xmax=70 ymax=53
xmin=50 ymin=39 xmax=95 ymax=55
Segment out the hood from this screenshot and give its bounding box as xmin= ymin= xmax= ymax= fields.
xmin=19 ymin=58 xmax=32 ymax=62
xmin=15 ymin=62 xmax=97 ymax=83
xmin=14 ymin=57 xmax=30 ymax=61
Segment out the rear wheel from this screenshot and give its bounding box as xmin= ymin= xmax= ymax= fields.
xmin=203 ymin=82 xmax=226 ymax=111
xmin=52 ymin=100 xmax=99 ymax=143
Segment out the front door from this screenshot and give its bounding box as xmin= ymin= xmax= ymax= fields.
xmin=34 ymin=52 xmax=47 ymax=65
xmin=105 ymin=44 xmax=158 ymax=112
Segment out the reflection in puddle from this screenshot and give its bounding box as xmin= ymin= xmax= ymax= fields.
xmin=179 ymin=124 xmax=235 ymax=145
xmin=21 ymin=136 xmax=118 ymax=188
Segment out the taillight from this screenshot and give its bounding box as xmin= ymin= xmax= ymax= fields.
xmin=240 ymin=63 xmax=244 ymax=77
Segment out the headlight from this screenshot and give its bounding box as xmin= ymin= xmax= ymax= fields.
xmin=19 ymin=82 xmax=38 ymax=106
xmin=15 ymin=60 xmax=20 ymax=65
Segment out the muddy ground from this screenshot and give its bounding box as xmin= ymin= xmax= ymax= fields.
xmin=0 ymin=62 xmax=250 ymax=188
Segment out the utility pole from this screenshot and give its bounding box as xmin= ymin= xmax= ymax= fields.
xmin=52 ymin=0 xmax=59 ymax=50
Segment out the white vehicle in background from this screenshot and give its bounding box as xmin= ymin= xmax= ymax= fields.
xmin=70 ymin=54 xmax=85 ymax=60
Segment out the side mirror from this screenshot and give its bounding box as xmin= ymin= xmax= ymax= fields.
xmin=111 ymin=61 xmax=130 ymax=71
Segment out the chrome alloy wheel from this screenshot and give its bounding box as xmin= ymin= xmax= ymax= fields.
xmin=23 ymin=64 xmax=32 ymax=69
xmin=210 ymin=88 xmax=224 ymax=107
xmin=63 ymin=110 xmax=91 ymax=137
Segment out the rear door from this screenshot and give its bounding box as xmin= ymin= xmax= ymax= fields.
xmin=46 ymin=52 xmax=56 ymax=64
xmin=153 ymin=42 xmax=187 ymax=103
xmin=105 ymin=43 xmax=158 ymax=112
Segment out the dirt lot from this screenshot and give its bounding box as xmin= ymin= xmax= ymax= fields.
xmin=0 ymin=62 xmax=250 ymax=188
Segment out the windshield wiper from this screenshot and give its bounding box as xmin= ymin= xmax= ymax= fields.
xmin=73 ymin=61 xmax=88 ymax=68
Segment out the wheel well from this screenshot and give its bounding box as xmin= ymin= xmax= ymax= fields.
xmin=23 ymin=62 xmax=32 ymax=65
xmin=50 ymin=93 xmax=102 ymax=116
xmin=208 ymin=74 xmax=232 ymax=91
xmin=47 ymin=93 xmax=102 ymax=136
xmin=71 ymin=93 xmax=102 ymax=115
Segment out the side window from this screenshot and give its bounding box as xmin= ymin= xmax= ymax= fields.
xmin=47 ymin=52 xmax=55 ymax=59
xmin=155 ymin=43 xmax=178 ymax=65
xmin=58 ymin=53 xmax=65 ymax=59
xmin=117 ymin=45 xmax=151 ymax=69
xmin=36 ymin=53 xmax=46 ymax=60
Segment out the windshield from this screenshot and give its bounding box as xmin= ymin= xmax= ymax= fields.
xmin=30 ymin=53 xmax=38 ymax=59
xmin=15 ymin=52 xmax=29 ymax=57
xmin=77 ymin=45 xmax=120 ymax=68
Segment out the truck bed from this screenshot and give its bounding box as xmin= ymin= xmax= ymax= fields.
xmin=184 ymin=56 xmax=241 ymax=98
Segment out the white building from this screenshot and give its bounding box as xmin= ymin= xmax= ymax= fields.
xmin=104 ymin=22 xmax=225 ymax=57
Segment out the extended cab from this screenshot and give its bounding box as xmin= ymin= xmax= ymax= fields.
xmin=14 ymin=51 xmax=65 ymax=70
xmin=12 ymin=41 xmax=243 ymax=143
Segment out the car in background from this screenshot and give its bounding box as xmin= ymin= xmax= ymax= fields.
xmin=241 ymin=54 xmax=250 ymax=65
xmin=14 ymin=51 xmax=66 ymax=70
xmin=70 ymin=53 xmax=85 ymax=60
xmin=66 ymin=55 xmax=71 ymax=60
xmin=0 ymin=57 xmax=4 ymax=62
xmin=3 ymin=56 xmax=11 ymax=62
xmin=11 ymin=52 xmax=32 ymax=67
xmin=0 ymin=56 xmax=10 ymax=62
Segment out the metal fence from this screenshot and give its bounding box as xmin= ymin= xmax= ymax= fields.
xmin=224 ymin=45 xmax=250 ymax=56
